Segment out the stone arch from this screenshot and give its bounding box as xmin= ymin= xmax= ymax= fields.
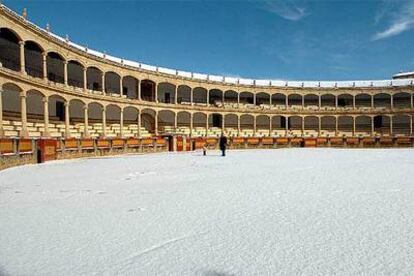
xmin=304 ymin=94 xmax=318 ymax=107
xmin=193 ymin=112 xmax=207 ymax=127
xmin=209 ymin=89 xmax=223 ymax=105
xmin=193 ymin=87 xmax=207 ymax=104
xmin=373 ymin=115 xmax=391 ymax=135
xmin=177 ymin=111 xmax=191 ymax=127
xmin=224 ymin=114 xmax=238 ymax=128
xmin=240 ymin=114 xmax=254 ymax=130
xmin=338 ymin=94 xmax=353 ymax=108
xmin=272 ymin=115 xmax=287 ymax=129
xmin=393 ymin=92 xmax=411 ymax=109
xmin=177 ymin=85 xmax=191 ymax=104
xmin=26 ymin=89 xmax=46 ymax=122
xmin=24 ymin=40 xmax=44 ymax=78
xmin=338 ymin=116 xmax=353 ymax=133
xmin=208 ymin=113 xmax=223 ymax=128
xmin=141 ymin=108 xmax=156 ymax=133
xmin=256 ymin=92 xmax=270 ymax=106
xmin=158 ymin=82 xmax=175 ymax=104
xmin=374 ymin=93 xmax=391 ymax=109
xmin=2 ymin=83 xmax=22 ymax=119
xmin=86 ymin=66 xmax=103 ymax=91
xmin=67 ymin=60 xmax=84 ymax=88
xmin=355 ymin=93 xmax=371 ymax=108
xmin=239 ymin=92 xmax=254 ymax=104
xmin=122 ymin=76 xmax=139 ymax=99
xmin=158 ymin=110 xmax=175 ymax=130
xmin=69 ymin=99 xmax=86 ymax=123
xmin=141 ymin=79 xmax=156 ymax=102
xmin=355 ymin=116 xmax=372 ymax=134
xmin=256 ymin=115 xmax=270 ymax=129
xmin=105 ymin=71 xmax=121 ymax=94
xmin=288 ymin=116 xmax=302 ymax=131
xmin=321 ymin=116 xmax=336 ymax=135
xmin=304 ymin=116 xmax=318 ymax=130
xmin=224 ymin=90 xmax=238 ymax=103
xmin=88 ymin=102 xmax=104 ymax=126
xmin=321 ymin=94 xmax=335 ymax=108
xmin=46 ymin=51 xmax=65 ymax=83
xmin=48 ymin=94 xmax=66 ymax=122
xmin=0 ymin=28 xmax=21 ymax=72
xmin=288 ymin=94 xmax=302 ymax=107
xmin=392 ymin=114 xmax=411 ymax=135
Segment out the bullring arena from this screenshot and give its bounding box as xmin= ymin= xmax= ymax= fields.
xmin=1 ymin=4 xmax=414 ymax=275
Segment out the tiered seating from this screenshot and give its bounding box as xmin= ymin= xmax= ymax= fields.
xmin=1 ymin=120 xmax=151 ymax=138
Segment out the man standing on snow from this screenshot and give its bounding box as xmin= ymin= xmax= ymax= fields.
xmin=219 ymin=133 xmax=228 ymax=157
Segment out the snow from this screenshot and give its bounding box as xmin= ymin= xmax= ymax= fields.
xmin=1 ymin=149 xmax=414 ymax=275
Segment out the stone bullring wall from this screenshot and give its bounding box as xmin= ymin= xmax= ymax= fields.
xmin=1 ymin=136 xmax=413 ymax=171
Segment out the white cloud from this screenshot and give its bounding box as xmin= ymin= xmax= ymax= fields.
xmin=260 ymin=0 xmax=308 ymax=21
xmin=372 ymin=1 xmax=414 ymax=41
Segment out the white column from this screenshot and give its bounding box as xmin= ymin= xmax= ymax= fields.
xmin=389 ymin=116 xmax=393 ymax=135
xmin=120 ymin=77 xmax=123 ymax=97
xmin=43 ymin=96 xmax=50 ymax=137
xmin=253 ymin=116 xmax=257 ymax=136
xmin=285 ymin=117 xmax=289 ymax=136
xmin=371 ymin=95 xmax=374 ymax=109
xmin=285 ymin=95 xmax=289 ymax=109
xmin=174 ymin=86 xmax=178 ymax=104
xmin=83 ymin=67 xmax=87 ymax=91
xmin=155 ymin=83 xmax=158 ymax=103
xmin=190 ymin=88 xmax=194 ymax=105
xmin=301 ymin=96 xmax=305 ymax=109
xmin=120 ymin=108 xmax=124 ymax=137
xmin=352 ymin=117 xmax=356 ymax=136
xmin=206 ymin=90 xmax=210 ymax=105
xmin=42 ymin=53 xmax=47 ymax=80
xmin=63 ymin=60 xmax=68 ymax=86
xmin=318 ymin=95 xmax=321 ymax=110
xmin=253 ymin=94 xmax=256 ymax=106
xmin=83 ymin=105 xmax=89 ymax=138
xmin=137 ymin=80 xmax=141 ymax=100
xmin=190 ymin=113 xmax=194 ymax=137
xmin=237 ymin=115 xmax=241 ymax=136
xmin=154 ymin=110 xmax=158 ymax=136
xmin=65 ymin=101 xmax=70 ymax=138
xmin=390 ymin=94 xmax=394 ymax=109
xmin=353 ymin=95 xmax=356 ymax=109
xmin=20 ymin=93 xmax=28 ymax=137
xmin=19 ymin=41 xmax=26 ymax=74
xmin=101 ymin=73 xmax=105 ymax=95
xmin=102 ymin=107 xmax=107 ymax=138
xmin=237 ymin=93 xmax=240 ymax=109
xmin=371 ymin=116 xmax=374 ymax=136
xmin=137 ymin=110 xmax=141 ymax=138
xmin=0 ymin=90 xmax=3 ymax=137
xmin=269 ymin=95 xmax=272 ymax=106
xmin=335 ymin=96 xmax=338 ymax=109
xmin=205 ymin=114 xmax=209 ymax=137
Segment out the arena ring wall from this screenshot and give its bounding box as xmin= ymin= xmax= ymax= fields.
xmin=1 ymin=4 xmax=414 ymax=169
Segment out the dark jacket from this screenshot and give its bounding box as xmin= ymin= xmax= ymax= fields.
xmin=219 ymin=136 xmax=228 ymax=149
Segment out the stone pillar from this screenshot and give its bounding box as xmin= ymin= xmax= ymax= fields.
xmin=318 ymin=117 xmax=321 ymax=136
xmin=353 ymin=95 xmax=356 ymax=109
xmin=102 ymin=107 xmax=107 ymax=138
xmin=137 ymin=110 xmax=141 ymax=138
xmin=237 ymin=115 xmax=241 ymax=136
xmin=253 ymin=94 xmax=256 ymax=106
xmin=83 ymin=67 xmax=87 ymax=91
xmin=155 ymin=83 xmax=158 ymax=103
xmin=371 ymin=116 xmax=374 ymax=136
xmin=335 ymin=116 xmax=339 ymax=136
xmin=137 ymin=80 xmax=141 ymax=100
xmin=371 ymin=95 xmax=374 ymax=109
xmin=301 ymin=117 xmax=304 ymax=135
xmin=65 ymin=101 xmax=70 ymax=138
xmin=389 ymin=116 xmax=393 ymax=135
xmin=190 ymin=113 xmax=194 ymax=137
xmin=42 ymin=53 xmax=47 ymax=80
xmin=237 ymin=93 xmax=240 ymax=109
xmin=285 ymin=117 xmax=289 ymax=136
xmin=120 ymin=108 xmax=124 ymax=138
xmin=174 ymin=85 xmax=178 ymax=104
xmin=205 ymin=114 xmax=209 ymax=137
xmin=83 ymin=105 xmax=89 ymax=138
xmin=101 ymin=73 xmax=105 ymax=95
xmin=190 ymin=88 xmax=194 ymax=105
xmin=174 ymin=112 xmax=177 ymax=129
xmin=206 ymin=90 xmax=209 ymax=105
xmin=120 ymin=77 xmax=123 ymax=97
xmin=269 ymin=95 xmax=272 ymax=106
xmin=253 ymin=116 xmax=257 ymax=136
xmin=301 ymin=96 xmax=305 ymax=109
xmin=20 ymin=93 xmax=28 ymax=137
xmin=43 ymin=96 xmax=50 ymax=137
xmin=222 ymin=92 xmax=225 ymax=105
xmin=19 ymin=41 xmax=25 ymax=74
xmin=285 ymin=95 xmax=289 ymax=109
xmin=0 ymin=90 xmax=3 ymax=137
xmin=154 ymin=110 xmax=158 ymax=136
xmin=390 ymin=94 xmax=394 ymax=109
xmin=318 ymin=95 xmax=321 ymax=110
xmin=352 ymin=117 xmax=356 ymax=136
xmin=335 ymin=96 xmax=338 ymax=109
xmin=63 ymin=61 xmax=68 ymax=86
xmin=269 ymin=116 xmax=272 ymax=136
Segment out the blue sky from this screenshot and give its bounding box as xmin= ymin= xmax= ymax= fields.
xmin=5 ymin=0 xmax=414 ymax=80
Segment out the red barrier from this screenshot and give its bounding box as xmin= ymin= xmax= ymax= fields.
xmin=37 ymin=139 xmax=57 ymax=163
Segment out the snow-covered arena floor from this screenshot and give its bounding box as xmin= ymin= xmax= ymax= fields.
xmin=1 ymin=149 xmax=414 ymax=275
